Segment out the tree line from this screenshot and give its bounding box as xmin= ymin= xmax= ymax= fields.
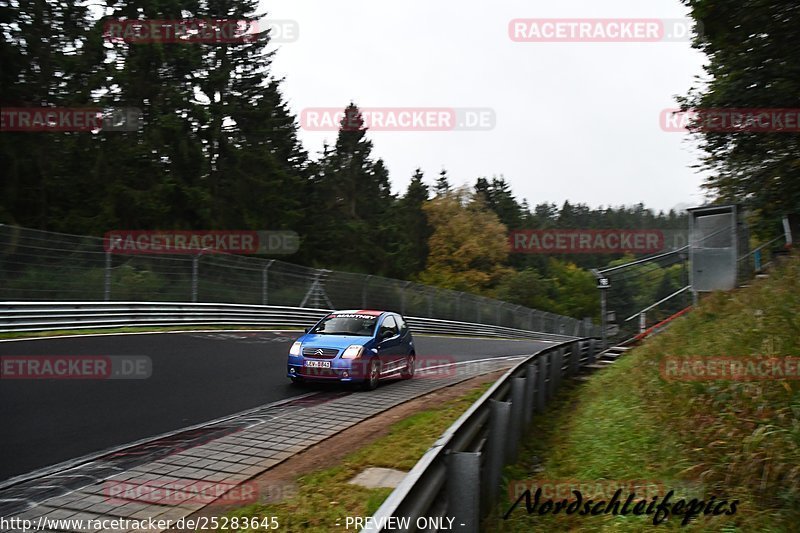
xmin=3 ymin=1 xmax=791 ymax=320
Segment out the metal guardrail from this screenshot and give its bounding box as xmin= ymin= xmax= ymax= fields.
xmin=363 ymin=338 xmax=597 ymax=533
xmin=0 ymin=301 xmax=579 ymax=341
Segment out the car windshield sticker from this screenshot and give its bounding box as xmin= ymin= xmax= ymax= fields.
xmin=333 ymin=313 xmax=378 ymax=320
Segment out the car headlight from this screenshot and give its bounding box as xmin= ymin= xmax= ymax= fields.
xmin=341 ymin=345 xmax=364 ymax=359
xmin=289 ymin=341 xmax=302 ymax=356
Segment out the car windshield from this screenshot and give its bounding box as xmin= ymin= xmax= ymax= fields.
xmin=309 ymin=314 xmax=378 ymax=336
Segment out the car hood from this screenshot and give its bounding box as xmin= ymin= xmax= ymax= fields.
xmin=299 ymin=334 xmax=372 ymax=350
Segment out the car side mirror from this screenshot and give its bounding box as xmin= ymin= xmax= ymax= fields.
xmin=304 ymin=327 xmax=311 ymax=333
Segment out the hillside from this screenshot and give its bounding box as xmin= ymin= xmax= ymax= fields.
xmin=495 ymin=254 xmax=800 ymax=531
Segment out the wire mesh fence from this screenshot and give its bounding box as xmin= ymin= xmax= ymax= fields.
xmin=598 ymin=221 xmax=788 ymax=341
xmin=0 ymin=224 xmax=598 ymax=336
xmin=600 ymin=249 xmax=692 ymax=341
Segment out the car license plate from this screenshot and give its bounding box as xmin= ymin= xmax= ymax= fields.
xmin=305 ymin=360 xmax=331 ymax=369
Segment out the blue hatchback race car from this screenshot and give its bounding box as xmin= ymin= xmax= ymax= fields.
xmin=287 ymin=310 xmax=415 ymax=390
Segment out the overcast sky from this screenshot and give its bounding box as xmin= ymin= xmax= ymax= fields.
xmin=260 ymin=0 xmax=710 ymax=213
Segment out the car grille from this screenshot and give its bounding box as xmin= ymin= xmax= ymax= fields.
xmin=302 ymin=347 xmax=339 ymax=359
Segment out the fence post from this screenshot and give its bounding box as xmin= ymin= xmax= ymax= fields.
xmin=601 ymin=285 xmax=608 ymax=349
xmin=262 ymin=260 xmax=274 ymax=306
xmin=507 ymin=378 xmax=526 ymax=462
xmin=485 ymin=400 xmax=511 ymax=505
xmin=536 ymin=354 xmax=547 ymax=411
xmin=447 ymin=452 xmax=481 ymax=533
xmin=104 ymin=249 xmax=112 ymax=301
xmin=362 ymin=275 xmax=372 ymax=309
xmin=191 ymin=253 xmax=199 ymax=303
xmin=400 ymin=281 xmax=411 ymax=315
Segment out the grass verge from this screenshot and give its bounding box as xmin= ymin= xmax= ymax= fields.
xmin=491 ymin=255 xmax=800 ymax=532
xmin=225 ymin=383 xmax=492 ymax=532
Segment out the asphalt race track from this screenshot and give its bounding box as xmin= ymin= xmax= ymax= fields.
xmin=0 ymin=331 xmax=553 ymax=481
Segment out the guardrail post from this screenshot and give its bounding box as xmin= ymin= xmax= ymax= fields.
xmin=447 ymin=452 xmax=481 ymax=533
xmin=548 ymin=349 xmax=560 ymax=398
xmin=536 ymin=354 xmax=547 ymax=411
xmin=507 ymin=378 xmax=526 ymax=462
xmin=524 ymin=363 xmax=537 ymax=425
xmin=587 ymin=338 xmax=596 ymax=365
xmin=569 ymin=341 xmax=580 ymax=376
xmin=485 ymin=399 xmax=511 ymax=505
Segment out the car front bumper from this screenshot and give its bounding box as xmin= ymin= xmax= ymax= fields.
xmin=287 ymin=358 xmax=371 ymax=382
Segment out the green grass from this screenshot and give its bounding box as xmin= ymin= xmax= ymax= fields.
xmin=491 ymin=255 xmax=800 ymax=532
xmin=225 ymin=384 xmax=492 ymax=532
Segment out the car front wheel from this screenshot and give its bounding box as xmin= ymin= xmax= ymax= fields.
xmin=400 ymin=354 xmax=415 ymax=379
xmin=363 ymin=359 xmax=380 ymax=391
